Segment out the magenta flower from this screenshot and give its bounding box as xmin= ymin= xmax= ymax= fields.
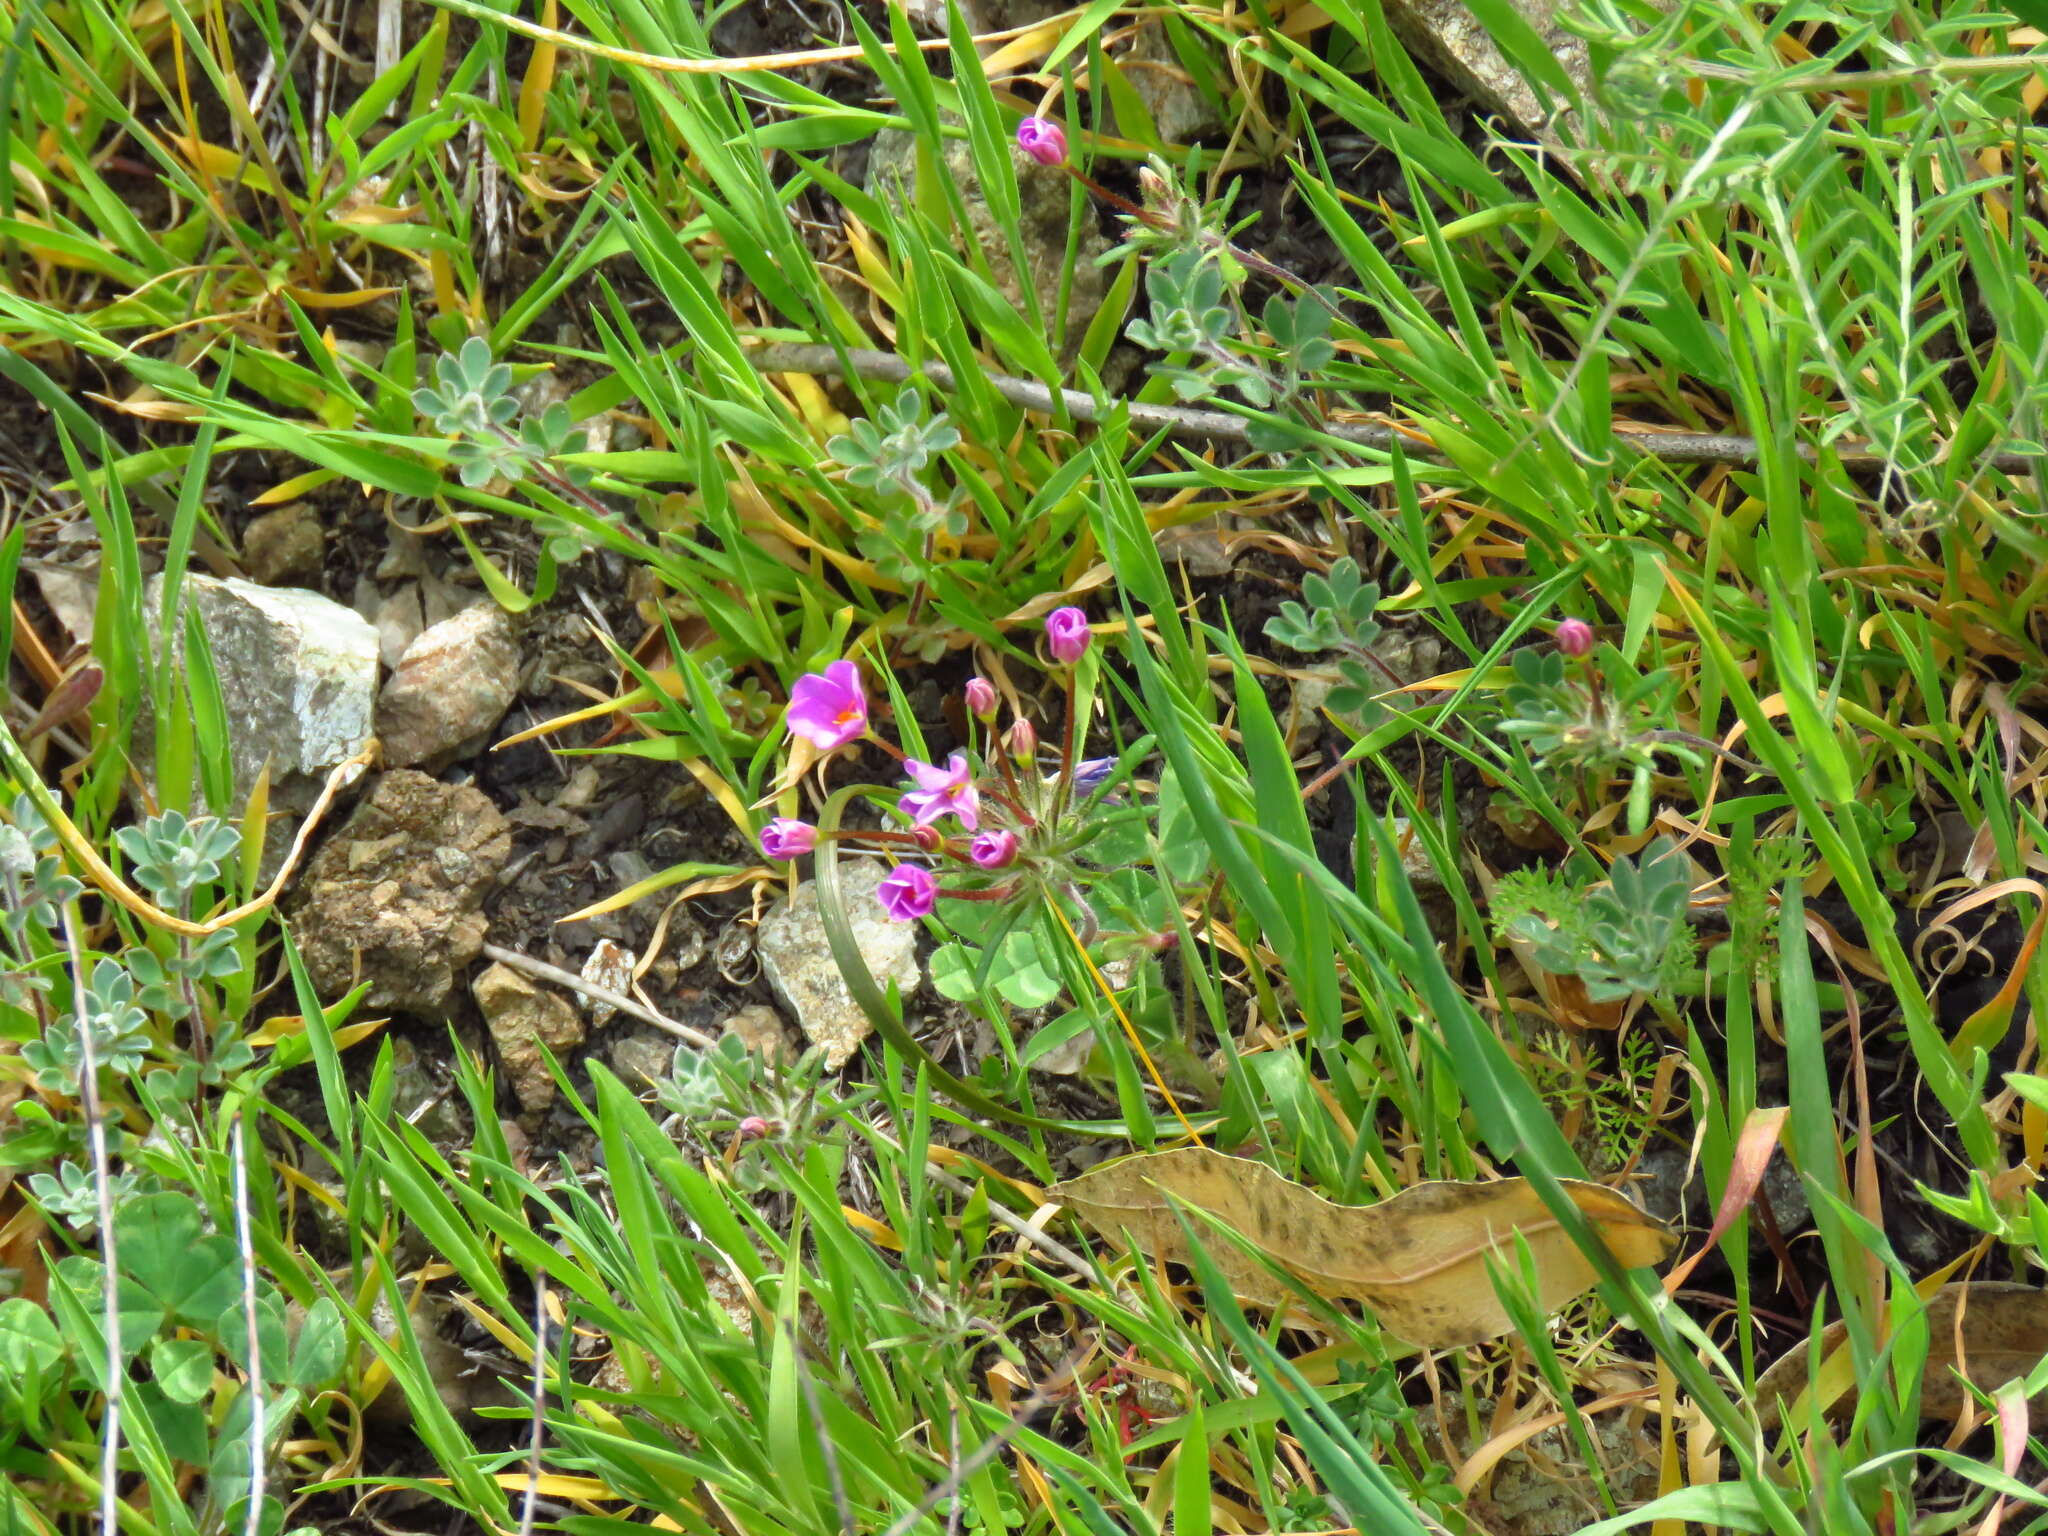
xmin=785 ymin=661 xmax=867 ymax=750
xmin=1555 ymin=618 xmax=1595 ymax=659
xmin=969 ymin=829 xmax=1019 ymax=870
xmin=1045 ymin=606 xmax=1091 ymax=664
xmin=897 ymin=751 xmax=980 ymax=830
xmin=964 ymin=676 xmax=997 ymax=719
xmin=877 ymin=863 xmax=938 ymax=922
xmin=1016 ymin=117 xmax=1066 ymax=167
xmin=759 ymin=818 xmax=816 ymax=861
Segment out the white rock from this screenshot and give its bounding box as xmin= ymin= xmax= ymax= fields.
xmin=147 ymin=573 xmax=378 ymax=802
xmin=756 ymin=861 xmax=921 ymax=1071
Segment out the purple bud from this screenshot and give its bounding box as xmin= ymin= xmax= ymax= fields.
xmin=965 ymin=676 xmax=997 ymax=720
xmin=1045 ymin=606 xmax=1091 ymax=664
xmin=759 ymin=818 xmax=816 ymax=861
xmin=970 ymin=829 xmax=1019 ymax=869
xmin=1555 ymin=618 xmax=1595 ymax=659
xmin=1016 ymin=116 xmax=1067 ymax=167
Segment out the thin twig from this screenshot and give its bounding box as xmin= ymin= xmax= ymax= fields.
xmin=791 ymin=1324 xmax=857 ymax=1536
xmin=478 ymin=941 xmax=718 ymax=1049
xmin=61 ymin=903 xmax=122 ymax=1535
xmin=517 ymin=1274 xmax=548 ymax=1536
xmin=749 ymin=342 xmax=2046 ymax=475
xmin=880 ymin=1346 xmax=1087 ymax=1536
xmin=920 ymin=1163 xmax=1099 ymax=1283
xmin=0 ymin=733 xmax=374 ymax=939
xmin=421 ymin=0 xmax=1054 ymax=75
xmin=232 ymin=1115 xmax=267 ymax=1536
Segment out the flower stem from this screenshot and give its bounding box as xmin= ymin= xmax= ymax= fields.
xmin=1052 ymin=674 xmax=1079 ymax=826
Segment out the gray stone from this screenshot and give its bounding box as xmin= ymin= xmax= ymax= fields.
xmin=1382 ymin=0 xmax=1592 ymax=146
xmin=1123 ymin=20 xmax=1221 ymax=144
xmin=473 ymin=962 xmax=585 ymax=1113
xmin=720 ymin=1003 xmax=796 ymax=1068
xmin=373 ymin=585 xmax=425 ymax=671
xmin=241 ymin=503 xmax=325 ymax=587
xmin=375 ymin=604 xmax=521 ymax=768
xmin=288 ymin=770 xmax=510 ymax=1015
xmin=866 ymin=125 xmax=1112 ymax=360
xmin=1157 ymin=515 xmax=1236 ymax=577
xmin=146 ymin=573 xmax=378 ymax=807
xmin=756 ymin=862 xmax=920 ymax=1070
xmin=609 ymin=1032 xmax=678 ymax=1086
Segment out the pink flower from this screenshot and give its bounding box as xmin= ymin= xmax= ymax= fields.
xmin=877 ymin=863 xmax=938 ymax=921
xmin=964 ymin=676 xmax=997 ymax=719
xmin=897 ymin=751 xmax=980 ymax=830
xmin=759 ymin=818 xmax=816 ymax=861
xmin=1045 ymin=607 xmax=1091 ymax=664
xmin=1555 ymin=619 xmax=1595 ymax=659
xmin=969 ymin=829 xmax=1019 ymax=869
xmin=1016 ymin=117 xmax=1066 ymax=167
xmin=784 ymin=661 xmax=867 ymax=749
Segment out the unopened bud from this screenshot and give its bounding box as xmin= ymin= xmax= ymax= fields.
xmin=911 ymin=823 xmax=944 ymax=852
xmin=1007 ymin=718 xmax=1038 ymax=763
xmin=965 ymin=676 xmax=997 ymax=720
xmin=737 ymin=1116 xmax=771 ymax=1140
xmin=1555 ymin=618 xmax=1595 ymax=659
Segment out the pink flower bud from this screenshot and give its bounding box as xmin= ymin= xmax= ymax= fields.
xmin=737 ymin=1116 xmax=771 ymax=1140
xmin=1555 ymin=618 xmax=1595 ymax=659
xmin=965 ymin=676 xmax=997 ymax=719
xmin=969 ymin=829 xmax=1019 ymax=869
xmin=759 ymin=818 xmax=816 ymax=861
xmin=1007 ymin=717 xmax=1038 ymax=763
xmin=1016 ymin=116 xmax=1066 ymax=167
xmin=911 ymin=823 xmax=944 ymax=852
xmin=1045 ymin=606 xmax=1091 ymax=664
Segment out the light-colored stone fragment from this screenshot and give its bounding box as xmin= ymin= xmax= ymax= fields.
xmin=375 ymin=603 xmax=521 ymax=768
xmin=146 ymin=573 xmax=378 ymax=805
xmin=241 ymin=503 xmax=325 ymax=587
xmin=473 ymin=962 xmax=585 ymax=1112
xmin=756 ymin=862 xmax=920 ymax=1070
xmin=720 ymin=1003 xmax=795 ymax=1068
xmin=1382 ymin=0 xmax=1593 ymax=145
xmin=610 ymin=1032 xmax=677 ymax=1086
xmin=579 ymin=938 xmax=636 ymax=1027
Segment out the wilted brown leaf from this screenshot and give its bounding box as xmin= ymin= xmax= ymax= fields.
xmin=1756 ymin=1282 xmax=2048 ymax=1432
xmin=1051 ymin=1147 xmax=1676 ymax=1348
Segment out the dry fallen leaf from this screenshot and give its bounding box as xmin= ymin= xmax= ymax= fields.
xmin=1755 ymin=1282 xmax=2048 ymax=1432
xmin=1052 ymin=1147 xmax=1676 ymax=1348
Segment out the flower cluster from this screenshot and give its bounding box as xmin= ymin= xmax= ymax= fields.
xmin=759 ymin=606 xmax=1098 ymax=921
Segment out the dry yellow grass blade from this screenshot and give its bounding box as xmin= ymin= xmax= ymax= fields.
xmin=1052 ymin=1147 xmax=1675 ymax=1348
